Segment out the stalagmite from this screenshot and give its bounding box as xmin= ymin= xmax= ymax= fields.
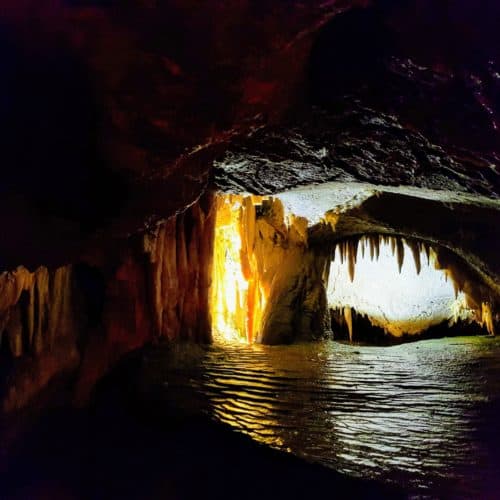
xmin=343 ymin=306 xmax=353 ymax=342
xmin=481 ymin=302 xmax=495 ymax=335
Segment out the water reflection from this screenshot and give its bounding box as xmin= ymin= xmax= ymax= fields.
xmin=148 ymin=337 xmax=500 ymax=496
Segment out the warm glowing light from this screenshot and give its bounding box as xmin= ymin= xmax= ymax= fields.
xmin=210 ymin=195 xmax=268 ymax=343
xmin=327 ymin=237 xmax=475 ymax=337
xmin=211 ymin=193 xmax=494 ymax=344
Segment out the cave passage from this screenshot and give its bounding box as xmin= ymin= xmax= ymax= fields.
xmin=210 ymin=193 xmax=496 ymax=345
xmin=328 ymin=237 xmax=478 ymax=341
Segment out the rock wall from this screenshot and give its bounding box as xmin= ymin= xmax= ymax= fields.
xmin=1 ymin=193 xmax=216 ymax=413
xmin=75 ymin=192 xmax=217 ymax=405
xmin=0 ymin=265 xmax=81 ymax=412
xmin=143 ymin=194 xmax=216 ymax=343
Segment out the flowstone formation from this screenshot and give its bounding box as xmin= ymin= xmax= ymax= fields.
xmin=211 ymin=195 xmax=330 ymax=345
xmin=210 ymin=191 xmax=498 ymax=346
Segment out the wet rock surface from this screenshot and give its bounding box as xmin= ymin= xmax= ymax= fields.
xmin=215 ymin=1 xmax=500 ymax=198
xmin=215 ymin=101 xmax=500 ymax=197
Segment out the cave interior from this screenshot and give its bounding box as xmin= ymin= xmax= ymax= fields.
xmin=0 ymin=0 xmax=500 ymax=498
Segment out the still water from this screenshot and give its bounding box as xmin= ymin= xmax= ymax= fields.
xmin=145 ymin=336 xmax=500 ymax=497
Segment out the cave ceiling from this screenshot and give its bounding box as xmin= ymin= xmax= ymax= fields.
xmin=0 ymin=0 xmax=498 ymax=271
xmin=215 ymin=2 xmax=500 ymax=198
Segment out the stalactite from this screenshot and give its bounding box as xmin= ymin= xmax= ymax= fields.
xmin=353 ymin=239 xmax=359 ymax=264
xmin=143 ymin=192 xmax=215 ymax=343
xmin=47 ymin=266 xmax=74 ymax=347
xmin=408 ymin=240 xmax=421 ymax=275
xmin=7 ymin=306 xmax=23 ymax=357
xmin=421 ymin=242 xmax=430 ymax=265
xmin=369 ymin=236 xmax=375 ymax=261
xmin=240 ymin=196 xmax=256 ymax=281
xmin=328 ymin=233 xmax=498 ymax=338
xmin=0 ymin=265 xmax=77 ymax=359
xmin=211 ymin=193 xmax=330 ymax=344
xmin=374 ymin=235 xmax=380 ymax=260
xmin=347 ymin=240 xmax=356 ymax=283
xmin=390 ymin=235 xmax=396 ymax=256
xmin=395 ymin=238 xmax=404 ymax=274
xmin=34 ymin=267 xmax=50 ymax=354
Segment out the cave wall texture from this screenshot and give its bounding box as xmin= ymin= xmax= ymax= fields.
xmin=0 ymin=0 xmax=499 ymax=413
xmin=1 ymin=195 xmax=215 ymax=412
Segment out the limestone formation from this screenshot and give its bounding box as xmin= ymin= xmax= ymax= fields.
xmin=211 ymin=194 xmax=330 ymax=344
xmin=0 ymin=0 xmax=498 ymax=416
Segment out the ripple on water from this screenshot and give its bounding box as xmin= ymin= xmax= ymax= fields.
xmin=146 ymin=336 xmax=500 ymax=497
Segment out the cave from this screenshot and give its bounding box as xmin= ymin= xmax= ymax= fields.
xmin=1 ymin=1 xmax=500 ymax=498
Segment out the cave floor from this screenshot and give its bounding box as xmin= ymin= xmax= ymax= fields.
xmin=3 ymin=336 xmax=500 ymax=499
xmin=1 ymin=376 xmax=400 ymax=500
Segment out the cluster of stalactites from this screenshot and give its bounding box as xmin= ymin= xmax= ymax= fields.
xmin=211 ymin=194 xmax=269 ymax=343
xmin=142 ymin=195 xmax=216 ymax=343
xmin=332 ymin=234 xmax=430 ymax=283
xmin=0 ymin=265 xmax=76 ymax=358
xmin=210 ymin=193 xmax=315 ymax=344
xmin=331 ymin=234 xmax=496 ymax=336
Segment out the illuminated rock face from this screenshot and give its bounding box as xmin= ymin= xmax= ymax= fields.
xmin=211 ymin=192 xmax=499 ymax=345
xmin=211 ymin=194 xmax=330 ymax=345
xmin=327 ymin=237 xmax=476 ymax=338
